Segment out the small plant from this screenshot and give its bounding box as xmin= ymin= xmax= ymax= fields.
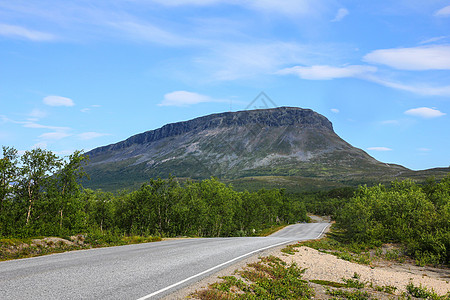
xmin=343 ymin=277 xmax=365 ymax=289
xmin=326 ymin=288 xmax=371 ymax=300
xmin=405 ymin=282 xmax=443 ymax=299
xmin=281 ymin=243 xmax=300 ymax=255
xmin=193 ymin=255 xmax=315 ymax=299
xmin=309 ymin=279 xmax=346 ymax=288
xmin=375 ymin=284 xmax=397 ymax=294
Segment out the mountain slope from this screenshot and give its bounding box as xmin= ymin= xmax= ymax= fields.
xmin=84 ymin=107 xmax=416 ymax=190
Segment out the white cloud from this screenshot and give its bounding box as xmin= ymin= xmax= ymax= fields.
xmin=39 ymin=132 xmax=71 ymax=140
xmin=381 ymin=120 xmax=399 ymax=125
xmin=435 ymin=5 xmax=450 ymax=17
xmin=150 ymin=0 xmax=319 ymax=16
xmin=404 ymin=107 xmax=446 ymax=118
xmin=331 ymin=8 xmax=349 ymax=22
xmin=32 ymin=142 xmax=48 ymax=149
xmin=364 ymin=74 xmax=450 ymax=96
xmin=159 ymin=91 xmax=224 ymax=106
xmin=78 ymin=132 xmax=110 ymax=140
xmin=418 ymin=148 xmax=431 ymax=152
xmin=419 ymin=36 xmax=448 ymax=45
xmin=244 ymin=0 xmax=319 ymax=16
xmin=28 ymin=109 xmax=47 ymax=119
xmin=277 ymin=65 xmax=376 ymax=80
xmin=198 ymin=42 xmax=316 ymax=81
xmin=151 ymin=0 xmax=221 ymax=6
xmin=0 ymin=23 xmax=55 ymax=41
xmin=330 ymin=108 xmax=339 ymax=113
xmin=108 ymin=21 xmax=197 ymax=46
xmin=22 ymin=122 xmax=71 ymax=131
xmin=43 ymin=95 xmax=74 ymax=107
xmin=81 ymin=104 xmax=101 ymax=113
xmin=363 ymin=45 xmax=450 ymax=70
xmin=367 ymin=147 xmax=392 ymax=151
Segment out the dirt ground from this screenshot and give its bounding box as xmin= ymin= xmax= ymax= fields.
xmin=166 ymin=244 xmax=449 ymax=299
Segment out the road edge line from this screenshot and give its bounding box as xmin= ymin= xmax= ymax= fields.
xmin=136 ymin=240 xmax=292 ymax=300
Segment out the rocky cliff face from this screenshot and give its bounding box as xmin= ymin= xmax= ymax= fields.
xmin=88 ymin=107 xmax=333 ymax=155
xmin=84 ymin=107 xmax=407 ymax=190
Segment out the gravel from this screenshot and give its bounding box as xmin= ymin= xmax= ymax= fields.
xmin=282 ymin=246 xmax=450 ymax=296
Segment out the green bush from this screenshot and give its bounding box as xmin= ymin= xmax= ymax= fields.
xmin=335 ymin=177 xmax=450 ymax=265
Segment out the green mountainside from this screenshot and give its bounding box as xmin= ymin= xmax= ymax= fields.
xmin=83 ymin=107 xmax=448 ymax=191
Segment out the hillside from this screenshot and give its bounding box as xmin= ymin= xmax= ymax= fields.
xmin=83 ymin=107 xmax=446 ymax=191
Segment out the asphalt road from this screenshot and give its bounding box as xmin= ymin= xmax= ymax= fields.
xmin=0 ymin=222 xmax=329 ymax=300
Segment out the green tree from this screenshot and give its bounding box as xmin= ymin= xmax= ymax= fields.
xmin=53 ymin=150 xmax=88 ymax=230
xmin=0 ymin=146 xmax=18 ymax=213
xmin=20 ymin=148 xmax=61 ymax=226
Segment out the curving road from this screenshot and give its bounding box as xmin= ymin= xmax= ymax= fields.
xmin=0 ymin=222 xmax=329 ymax=300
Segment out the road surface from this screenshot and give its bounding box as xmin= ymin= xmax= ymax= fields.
xmin=0 ymin=222 xmax=329 ymax=300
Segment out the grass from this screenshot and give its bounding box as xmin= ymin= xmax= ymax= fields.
xmin=281 ymin=231 xmax=412 ymax=268
xmin=405 ymin=282 xmax=450 ymax=300
xmin=326 ymin=288 xmax=371 ymax=300
xmin=193 ymin=255 xmax=315 ymax=299
xmin=309 ymin=279 xmax=346 ymax=288
xmin=256 ymin=225 xmax=288 ymax=237
xmin=281 ymin=237 xmax=374 ymax=266
xmin=192 ymin=256 xmax=419 ymax=300
xmin=0 ymin=234 xmax=162 ymax=261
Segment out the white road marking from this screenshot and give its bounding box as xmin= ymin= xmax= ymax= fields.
xmin=315 ymin=223 xmax=330 ymax=239
xmin=136 ymin=240 xmax=292 ymax=300
xmin=136 ymin=223 xmax=330 ymax=299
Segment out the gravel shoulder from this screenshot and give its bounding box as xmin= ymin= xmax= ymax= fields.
xmin=168 ymin=244 xmax=449 ymax=299
xmin=283 ymin=246 xmax=449 ymax=297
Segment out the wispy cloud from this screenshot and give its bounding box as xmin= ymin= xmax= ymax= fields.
xmin=107 ymin=21 xmax=198 ymax=46
xmin=380 ymin=120 xmax=399 ymax=125
xmin=78 ymin=132 xmax=110 ymax=140
xmin=419 ymin=36 xmax=449 ymax=45
xmin=81 ymin=105 xmax=101 ymax=113
xmin=28 ymin=109 xmax=47 ymax=119
xmin=331 ymin=8 xmax=349 ymax=22
xmin=150 ymin=0 xmax=322 ymax=17
xmin=277 ymin=65 xmax=376 ymax=80
xmin=150 ymin=0 xmax=222 ymax=6
xmin=330 ymin=108 xmax=339 ymax=113
xmin=39 ymin=132 xmax=71 ymax=140
xmin=278 ymin=63 xmax=450 ymax=96
xmin=0 ymin=23 xmax=56 ymax=41
xmin=364 ymin=75 xmax=450 ymax=96
xmin=434 ymin=5 xmax=450 ymax=17
xmin=244 ymin=0 xmax=320 ymax=17
xmin=367 ymin=147 xmax=392 ymax=151
xmin=404 ymin=107 xmax=446 ymax=118
xmin=22 ymin=122 xmax=71 ymax=131
xmin=363 ymin=45 xmax=450 ymax=70
xmin=159 ymin=91 xmax=226 ymax=106
xmin=43 ymin=95 xmax=75 ymax=107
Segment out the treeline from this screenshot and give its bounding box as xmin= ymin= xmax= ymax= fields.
xmin=0 ymin=146 xmax=307 ymax=238
xmin=288 ymin=187 xmax=356 ymax=217
xmin=335 ymin=178 xmax=450 ymax=265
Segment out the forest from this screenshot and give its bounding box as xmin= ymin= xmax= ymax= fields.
xmin=1 ymin=146 xmax=449 ymax=265
xmin=0 ymin=146 xmax=307 ymax=239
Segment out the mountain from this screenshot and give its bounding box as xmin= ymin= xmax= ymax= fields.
xmin=83 ymin=107 xmax=446 ymax=191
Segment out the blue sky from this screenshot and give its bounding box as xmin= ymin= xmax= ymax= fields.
xmin=0 ymin=0 xmax=449 ymax=170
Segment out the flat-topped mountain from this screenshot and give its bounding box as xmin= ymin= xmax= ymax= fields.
xmin=84 ymin=107 xmax=430 ymax=191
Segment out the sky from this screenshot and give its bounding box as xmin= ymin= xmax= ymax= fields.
xmin=0 ymin=0 xmax=449 ymax=171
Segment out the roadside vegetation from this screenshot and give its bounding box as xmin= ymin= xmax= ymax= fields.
xmin=335 ymin=178 xmax=450 ymax=266
xmin=0 ymin=146 xmax=307 ymax=260
xmin=192 ymin=256 xmax=450 ymax=299
xmin=1 ymin=145 xmax=449 ymax=268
